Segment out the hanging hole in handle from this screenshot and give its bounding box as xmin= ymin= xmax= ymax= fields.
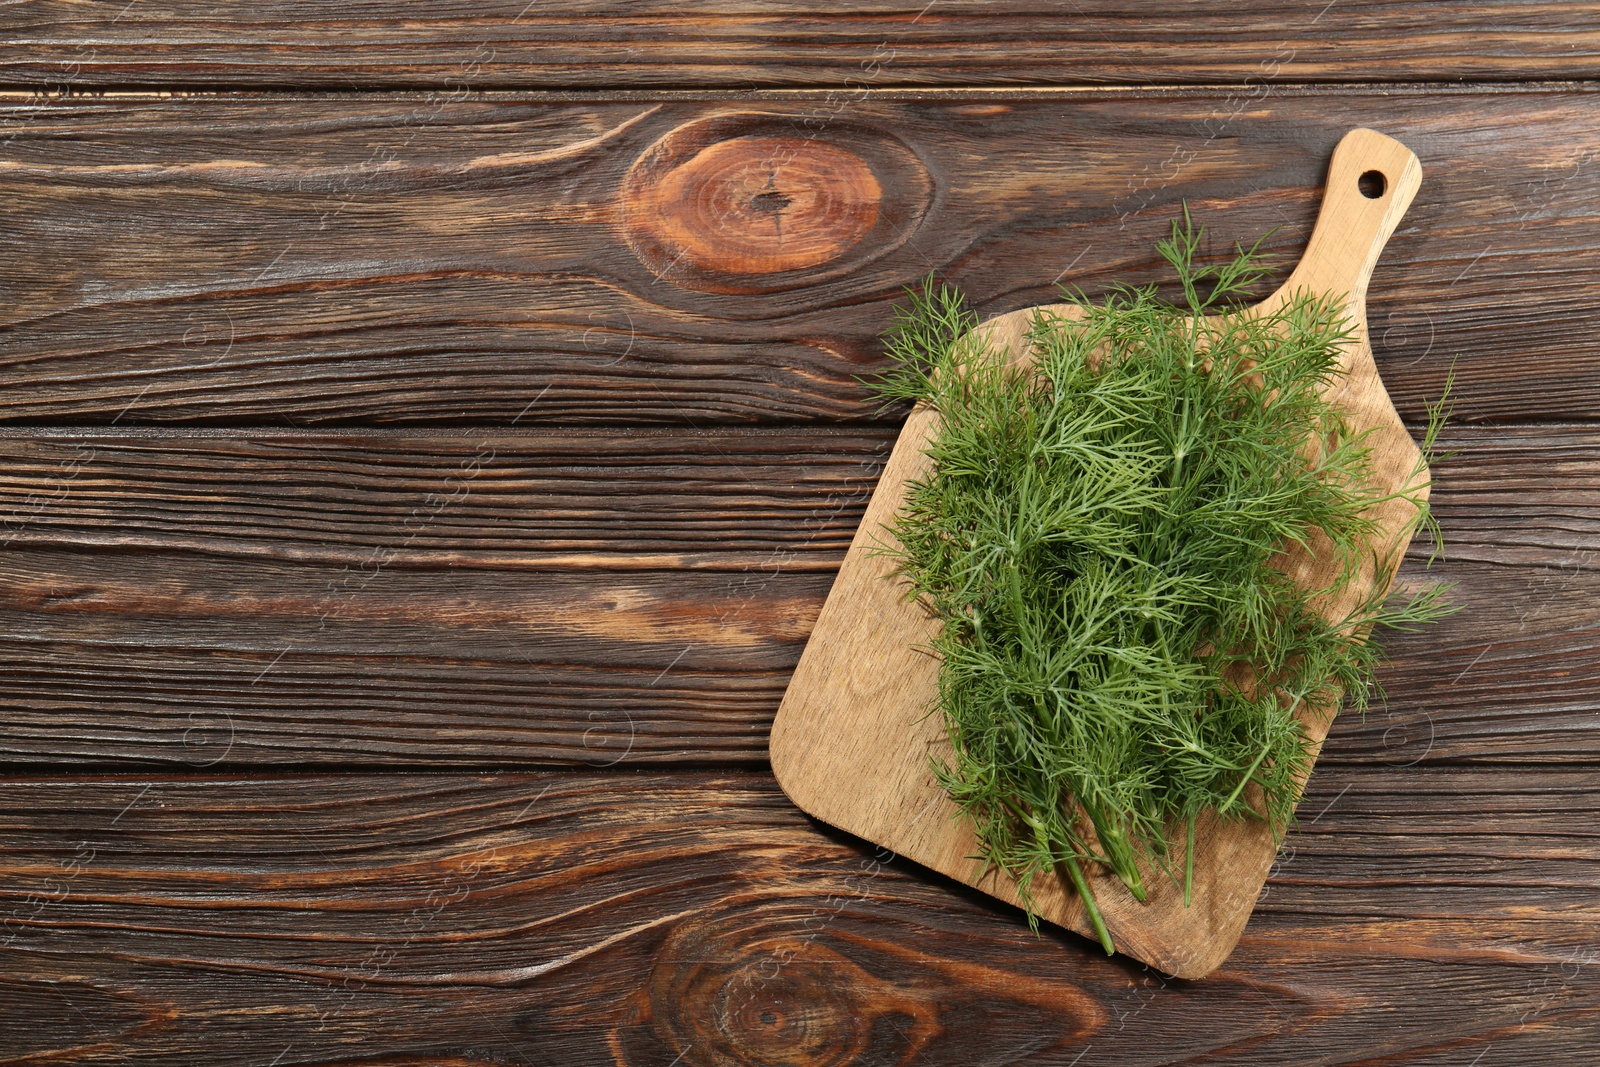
xmin=1358 ymin=170 xmax=1387 ymax=199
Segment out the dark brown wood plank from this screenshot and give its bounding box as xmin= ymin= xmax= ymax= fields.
xmin=4 ymin=2 xmax=1599 ymax=89
xmin=0 ymin=428 xmax=886 ymax=766
xmin=0 ymin=547 xmax=824 ymax=767
xmin=1 ymin=88 xmax=1596 ymax=426
xmin=0 ymin=423 xmax=1589 ymax=767
xmin=0 ymin=429 xmax=891 ymax=570
xmin=0 ymin=767 xmax=1595 ymax=1064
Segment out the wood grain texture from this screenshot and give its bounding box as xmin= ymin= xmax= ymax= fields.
xmin=0 ymin=429 xmax=891 ymax=570
xmin=0 ymin=769 xmax=1595 ymax=1065
xmin=0 ymin=428 xmax=887 ymax=766
xmin=0 ymin=24 xmax=1594 ymax=1050
xmin=3 ymin=2 xmax=1599 ymax=89
xmin=770 ymin=129 xmax=1431 ymax=978
xmin=0 ymin=547 xmax=822 ymax=767
xmin=2 ymin=88 xmax=1598 ymax=425
xmin=0 ymin=423 xmax=1587 ymax=769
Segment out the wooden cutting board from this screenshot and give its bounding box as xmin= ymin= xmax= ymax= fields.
xmin=770 ymin=128 xmax=1429 ymax=979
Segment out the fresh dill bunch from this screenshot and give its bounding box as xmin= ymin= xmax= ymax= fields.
xmin=871 ymin=214 xmax=1453 ymax=955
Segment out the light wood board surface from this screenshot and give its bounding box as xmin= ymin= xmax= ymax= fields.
xmin=770 ymin=128 xmax=1430 ymax=979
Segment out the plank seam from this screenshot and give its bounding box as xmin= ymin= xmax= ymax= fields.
xmin=4 ymin=80 xmax=1600 ymax=103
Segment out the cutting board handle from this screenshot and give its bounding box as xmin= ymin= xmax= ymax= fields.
xmin=1277 ymin=128 xmax=1422 ymax=313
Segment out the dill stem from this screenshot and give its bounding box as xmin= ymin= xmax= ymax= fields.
xmin=1080 ymin=798 xmax=1148 ymax=902
xmin=1060 ymin=853 xmax=1115 ymax=955
xmin=1219 ymin=738 xmax=1274 ymax=814
xmin=1184 ymin=815 xmax=1196 ymax=908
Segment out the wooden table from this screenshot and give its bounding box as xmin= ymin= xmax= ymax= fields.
xmin=2 ymin=6 xmax=1598 ymax=1064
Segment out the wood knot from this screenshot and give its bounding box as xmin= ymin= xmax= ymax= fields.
xmin=645 ymin=928 xmax=923 ymax=1066
xmin=623 ymin=902 xmax=1108 ymax=1064
xmin=622 ymin=115 xmax=931 ymax=293
xmin=628 ymin=135 xmax=880 ymax=277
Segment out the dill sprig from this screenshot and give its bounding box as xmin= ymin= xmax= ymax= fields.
xmin=871 ymin=214 xmax=1452 ymax=955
